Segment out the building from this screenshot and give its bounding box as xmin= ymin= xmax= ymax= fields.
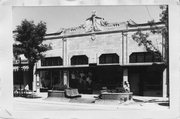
xmin=17 ymin=12 xmax=167 ymax=97
xmin=13 ymin=55 xmax=30 ymax=91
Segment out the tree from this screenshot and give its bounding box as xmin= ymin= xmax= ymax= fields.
xmin=131 ymin=5 xmax=168 ymax=63
xmin=159 ymin=5 xmax=168 ymax=64
xmin=131 ymin=5 xmax=169 ymax=97
xmin=13 ymin=19 xmax=51 ymax=90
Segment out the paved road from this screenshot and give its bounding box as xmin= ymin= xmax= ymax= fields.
xmin=11 ymin=98 xmax=173 ymax=119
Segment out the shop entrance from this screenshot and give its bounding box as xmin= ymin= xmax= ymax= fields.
xmin=129 ymin=66 xmax=163 ymax=97
xmin=40 ymin=70 xmax=63 ymax=91
xmin=69 ymin=65 xmax=123 ymax=94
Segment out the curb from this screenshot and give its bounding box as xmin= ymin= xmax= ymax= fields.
xmin=14 ymin=97 xmax=169 ymax=111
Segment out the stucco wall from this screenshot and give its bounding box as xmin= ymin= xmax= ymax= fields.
xmin=42 ymin=39 xmax=63 ymax=57
xmin=67 ymin=33 xmax=123 ymax=65
xmin=38 ymin=30 xmax=163 ymax=68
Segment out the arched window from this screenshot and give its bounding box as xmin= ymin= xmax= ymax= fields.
xmin=41 ymin=57 xmax=63 ymax=66
xmin=99 ymin=53 xmax=119 ymax=64
xmin=129 ymin=52 xmax=162 ymax=63
xmin=71 ymin=55 xmax=88 ymax=65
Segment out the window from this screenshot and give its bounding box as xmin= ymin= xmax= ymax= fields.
xmin=130 ymin=52 xmax=162 ymax=63
xmin=71 ymin=55 xmax=88 ymax=65
xmin=145 ymin=53 xmax=153 ymax=62
xmin=137 ymin=53 xmax=144 ymax=62
xmin=99 ymin=53 xmax=119 ymax=64
xmin=41 ymin=57 xmax=63 ymax=66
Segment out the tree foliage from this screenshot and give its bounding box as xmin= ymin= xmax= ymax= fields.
xmin=159 ymin=5 xmax=168 ymax=47
xmin=13 ymin=19 xmax=51 ymax=64
xmin=131 ymin=5 xmax=168 ymax=62
xmin=132 ymin=31 xmax=160 ymax=53
xmin=13 ymin=19 xmax=51 ymax=89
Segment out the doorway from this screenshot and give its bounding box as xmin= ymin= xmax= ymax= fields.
xmin=68 ymin=65 xmax=123 ymax=94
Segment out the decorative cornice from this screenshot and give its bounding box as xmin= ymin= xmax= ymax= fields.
xmin=56 ymin=11 xmax=128 ymax=36
xmin=44 ymin=26 xmax=165 ymax=40
xmin=44 ymin=11 xmax=165 ymax=40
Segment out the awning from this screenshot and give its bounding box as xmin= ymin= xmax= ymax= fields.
xmin=13 ymin=66 xmax=29 ymax=72
xmin=121 ymin=62 xmax=165 ymax=67
xmin=36 ymin=62 xmax=165 ymax=71
xmin=36 ymin=65 xmax=89 ymax=71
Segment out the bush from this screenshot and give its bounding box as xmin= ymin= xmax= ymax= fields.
xmin=53 ymin=84 xmax=67 ymax=91
xmin=115 ymin=87 xmax=129 ymax=93
xmin=101 ymin=87 xmax=130 ymax=93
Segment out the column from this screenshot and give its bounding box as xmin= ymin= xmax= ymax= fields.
xmin=123 ymin=68 xmax=130 ymax=91
xmin=62 ymin=38 xmax=69 ymax=88
xmin=96 ymin=53 xmax=99 ymax=64
xmin=32 ymin=75 xmax=36 ymax=92
xmin=62 ymin=38 xmax=67 ymax=66
xmin=36 ymin=72 xmax=40 ymax=93
xmin=32 ymin=64 xmax=37 ymax=92
xmin=163 ymin=68 xmax=167 ymax=98
xmin=122 ymin=32 xmax=124 ymax=65
xmin=63 ymin=71 xmax=69 ymax=88
xmin=125 ymin=33 xmax=128 ymax=64
xmin=122 ymin=32 xmax=128 ymax=64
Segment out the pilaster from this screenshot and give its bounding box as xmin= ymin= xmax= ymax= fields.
xmin=63 ymin=71 xmax=69 ymax=88
xmin=123 ymin=68 xmax=130 ymax=91
xmin=62 ymin=38 xmax=67 ymax=66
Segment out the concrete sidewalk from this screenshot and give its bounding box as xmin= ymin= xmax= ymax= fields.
xmin=0 ymin=93 xmax=170 ymax=119
xmin=12 ymin=96 xmax=172 ymax=119
xmin=13 ymin=92 xmax=169 ymax=111
xmin=32 ymin=92 xmax=169 ymax=103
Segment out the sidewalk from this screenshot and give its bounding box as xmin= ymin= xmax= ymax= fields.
xmin=13 ymin=92 xmax=169 ymax=111
xmin=10 ymin=93 xmax=172 ymax=119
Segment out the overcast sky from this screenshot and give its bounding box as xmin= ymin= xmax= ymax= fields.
xmin=13 ymin=5 xmax=162 ymax=33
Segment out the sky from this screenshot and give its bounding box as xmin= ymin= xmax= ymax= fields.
xmin=12 ymin=5 xmax=162 ymax=33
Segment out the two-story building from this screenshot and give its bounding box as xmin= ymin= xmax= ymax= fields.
xmin=28 ymin=12 xmax=167 ymax=97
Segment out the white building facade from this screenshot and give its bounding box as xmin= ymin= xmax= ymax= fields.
xmin=32 ymin=13 xmax=167 ymax=97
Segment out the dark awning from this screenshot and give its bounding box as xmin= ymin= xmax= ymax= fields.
xmin=36 ymin=62 xmax=165 ymax=71
xmin=121 ymin=62 xmax=165 ymax=67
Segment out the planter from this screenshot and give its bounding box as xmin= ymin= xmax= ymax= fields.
xmin=40 ymin=88 xmax=48 ymax=92
xmin=65 ymin=89 xmax=81 ymax=98
xmin=101 ymin=92 xmax=133 ymax=101
xmin=48 ymin=90 xmax=65 ymax=98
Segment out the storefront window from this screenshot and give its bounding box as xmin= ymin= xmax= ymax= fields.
xmin=71 ymin=55 xmax=88 ymax=65
xmin=40 ymin=71 xmax=51 ymax=89
xmin=40 ymin=70 xmax=63 ymax=90
xmin=130 ymin=52 xmax=162 ymax=63
xmin=99 ymin=53 xmax=119 ymax=64
xmin=41 ymin=57 xmax=63 ymax=66
xmin=69 ymin=70 xmax=93 ymax=94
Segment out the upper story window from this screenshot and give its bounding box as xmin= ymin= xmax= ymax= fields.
xmin=99 ymin=53 xmax=119 ymax=64
xmin=41 ymin=57 xmax=63 ymax=66
xmin=129 ymin=52 xmax=162 ymax=63
xmin=71 ymin=55 xmax=88 ymax=65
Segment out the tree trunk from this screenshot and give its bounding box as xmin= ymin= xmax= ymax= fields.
xmin=28 ymin=63 xmax=34 ymax=90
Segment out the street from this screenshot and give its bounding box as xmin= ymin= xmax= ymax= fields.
xmin=10 ymin=97 xmax=173 ymax=119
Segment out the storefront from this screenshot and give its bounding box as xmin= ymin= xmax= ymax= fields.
xmin=13 ymin=55 xmax=30 ymax=91
xmin=37 ymin=64 xmax=123 ymax=94
xmin=35 ymin=12 xmax=167 ymax=97
xmin=37 ymin=61 xmax=165 ymax=97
